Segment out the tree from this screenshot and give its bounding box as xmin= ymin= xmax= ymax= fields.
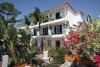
xmin=29 ymin=7 xmax=42 ymax=32
xmin=0 ymin=2 xmax=21 ymax=61
xmin=0 ymin=2 xmax=21 ymax=24
xmin=29 ymin=7 xmax=52 ymax=33
xmin=28 ymin=7 xmax=52 ymax=50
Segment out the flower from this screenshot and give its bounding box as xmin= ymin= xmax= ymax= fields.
xmin=94 ymin=54 xmax=100 ymax=67
xmin=63 ymin=16 xmax=100 ymax=67
xmin=94 ymin=54 xmax=100 ymax=63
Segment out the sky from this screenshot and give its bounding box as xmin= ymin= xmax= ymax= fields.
xmin=0 ymin=0 xmax=100 ymax=21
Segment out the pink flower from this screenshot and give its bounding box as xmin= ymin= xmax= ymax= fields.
xmin=94 ymin=55 xmax=100 ymax=63
xmin=97 ymin=63 xmax=100 ymax=67
xmin=82 ymin=28 xmax=86 ymax=31
xmin=88 ymin=32 xmax=96 ymax=39
xmin=76 ymin=49 xmax=82 ymax=54
xmin=64 ymin=41 xmax=68 ymax=45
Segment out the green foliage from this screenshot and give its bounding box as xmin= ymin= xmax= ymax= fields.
xmin=49 ymin=47 xmax=66 ymax=65
xmin=24 ymin=15 xmax=30 ymax=26
xmin=0 ymin=2 xmax=21 ymax=24
xmin=87 ymin=14 xmax=92 ymax=24
xmin=29 ymin=7 xmax=52 ymax=30
xmin=43 ymin=45 xmax=51 ymax=51
xmin=18 ymin=29 xmax=32 ymax=45
xmin=7 ymin=28 xmax=17 ymax=42
xmin=0 ymin=2 xmax=22 ymax=62
xmin=30 ymin=44 xmax=37 ymax=53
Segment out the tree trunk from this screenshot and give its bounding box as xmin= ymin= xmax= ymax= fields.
xmin=9 ymin=41 xmax=16 ymax=61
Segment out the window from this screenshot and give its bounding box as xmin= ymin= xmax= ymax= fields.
xmin=43 ymin=27 xmax=48 ymax=35
xmin=48 ymin=40 xmax=51 ymax=46
xmin=34 ymin=29 xmax=37 ymax=36
xmin=54 ymin=25 xmax=62 ymax=34
xmin=56 ymin=40 xmax=60 ymax=49
xmin=56 ymin=12 xmax=60 ymax=19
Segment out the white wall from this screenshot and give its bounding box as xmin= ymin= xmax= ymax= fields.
xmin=49 ymin=8 xmax=66 ymax=20
xmin=60 ymin=9 xmax=65 ymax=18
xmin=50 ymin=38 xmax=64 ymax=48
xmin=66 ymin=10 xmax=83 ymax=27
xmin=31 ymin=5 xmax=83 ymax=49
xmin=75 ymin=14 xmax=83 ymax=24
xmin=67 ymin=10 xmax=75 ymax=27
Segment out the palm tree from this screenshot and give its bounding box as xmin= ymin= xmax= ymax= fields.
xmin=0 ymin=2 xmax=21 ymax=61
xmin=29 ymin=7 xmax=42 ymax=32
xmin=29 ymin=7 xmax=52 ymax=33
xmin=28 ymin=7 xmax=52 ymax=50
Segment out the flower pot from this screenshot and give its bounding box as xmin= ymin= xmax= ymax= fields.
xmin=15 ymin=63 xmax=33 ymax=67
xmin=43 ymin=50 xmax=49 ymax=59
xmin=75 ymin=56 xmax=93 ymax=65
xmin=65 ymin=54 xmax=75 ymax=62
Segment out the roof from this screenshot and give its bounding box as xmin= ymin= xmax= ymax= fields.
xmin=44 ymin=2 xmax=83 ymax=16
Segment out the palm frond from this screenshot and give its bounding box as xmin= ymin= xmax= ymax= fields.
xmin=24 ymin=15 xmax=30 ymax=26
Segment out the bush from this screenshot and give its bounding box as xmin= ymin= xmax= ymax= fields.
xmin=49 ymin=47 xmax=66 ymax=65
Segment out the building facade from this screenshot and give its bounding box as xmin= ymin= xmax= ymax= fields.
xmin=29 ymin=2 xmax=83 ymax=50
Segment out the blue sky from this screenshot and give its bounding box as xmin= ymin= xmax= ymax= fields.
xmin=0 ymin=0 xmax=100 ymax=21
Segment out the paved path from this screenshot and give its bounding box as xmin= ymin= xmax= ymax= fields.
xmin=36 ymin=54 xmax=53 ymax=63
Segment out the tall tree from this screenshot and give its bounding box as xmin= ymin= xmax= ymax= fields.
xmin=0 ymin=2 xmax=21 ymax=24
xmin=29 ymin=7 xmax=42 ymax=32
xmin=0 ymin=2 xmax=21 ymax=61
xmin=29 ymin=7 xmax=52 ymax=32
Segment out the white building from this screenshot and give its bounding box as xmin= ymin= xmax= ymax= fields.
xmin=29 ymin=2 xmax=83 ymax=50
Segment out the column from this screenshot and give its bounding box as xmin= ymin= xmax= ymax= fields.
xmin=37 ymin=30 xmax=40 ymax=36
xmin=64 ymin=21 xmax=67 ymax=34
xmin=29 ymin=37 xmax=33 ymax=46
xmin=48 ymin=13 xmax=50 ymax=18
xmin=51 ymin=39 xmax=55 ymax=49
xmin=48 ymin=25 xmax=51 ymax=35
xmin=37 ymin=38 xmax=41 ymax=49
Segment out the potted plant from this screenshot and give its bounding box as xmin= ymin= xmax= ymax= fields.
xmin=43 ymin=45 xmax=51 ymax=59
xmin=63 ymin=15 xmax=100 ymax=67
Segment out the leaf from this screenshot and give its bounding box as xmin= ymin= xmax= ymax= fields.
xmin=96 ymin=20 xmax=100 ymax=31
xmin=87 ymin=14 xmax=92 ymax=24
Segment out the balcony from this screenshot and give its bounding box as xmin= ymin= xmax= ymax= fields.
xmin=32 ymin=34 xmax=65 ymax=39
xmin=29 ymin=17 xmax=68 ymax=29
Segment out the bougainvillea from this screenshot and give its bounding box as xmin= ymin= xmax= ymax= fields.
xmin=63 ymin=15 xmax=100 ymax=67
xmin=94 ymin=54 xmax=100 ymax=67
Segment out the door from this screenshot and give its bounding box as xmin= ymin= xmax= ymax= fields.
xmin=56 ymin=40 xmax=60 ymax=49
xmin=56 ymin=12 xmax=60 ymax=19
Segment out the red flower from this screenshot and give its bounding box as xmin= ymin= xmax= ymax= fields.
xmin=64 ymin=41 xmax=68 ymax=45
xmin=82 ymin=28 xmax=86 ymax=31
xmin=64 ymin=30 xmax=80 ymax=46
xmin=88 ymin=32 xmax=96 ymax=39
xmin=97 ymin=63 xmax=100 ymax=67
xmin=76 ymin=49 xmax=82 ymax=54
xmin=94 ymin=55 xmax=100 ymax=63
